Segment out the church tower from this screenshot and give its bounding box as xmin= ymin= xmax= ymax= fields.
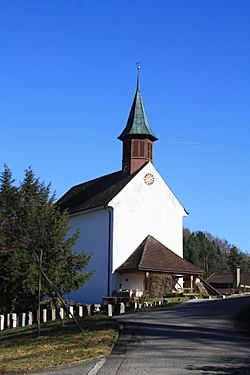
xmin=118 ymin=66 xmax=158 ymax=175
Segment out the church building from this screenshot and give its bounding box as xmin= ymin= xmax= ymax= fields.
xmin=57 ymin=68 xmax=202 ymax=304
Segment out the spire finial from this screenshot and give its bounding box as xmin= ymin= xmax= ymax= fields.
xmin=136 ymin=61 xmax=141 ymax=91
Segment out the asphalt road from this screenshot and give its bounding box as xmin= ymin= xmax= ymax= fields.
xmin=98 ymin=296 xmax=250 ymax=375
xmin=31 ymin=296 xmax=250 ymax=375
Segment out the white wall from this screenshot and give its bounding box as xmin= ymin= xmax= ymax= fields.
xmin=65 ymin=208 xmax=110 ymax=304
xmin=109 ymin=163 xmax=186 ymax=290
xmin=119 ymin=272 xmax=145 ymax=291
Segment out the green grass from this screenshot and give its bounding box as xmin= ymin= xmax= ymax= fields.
xmin=165 ymin=296 xmax=190 ymax=304
xmin=0 ymin=315 xmax=118 ymax=374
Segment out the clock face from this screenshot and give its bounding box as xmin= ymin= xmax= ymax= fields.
xmin=144 ymin=173 xmax=154 ymax=185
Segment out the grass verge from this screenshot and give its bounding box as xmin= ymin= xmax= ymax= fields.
xmin=0 ymin=315 xmax=118 ymax=374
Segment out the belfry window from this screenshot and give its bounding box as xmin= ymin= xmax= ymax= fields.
xmin=133 ymin=140 xmax=145 ymax=157
xmin=133 ymin=140 xmax=139 ymax=157
xmin=148 ymin=142 xmax=152 ymax=160
xmin=139 ymin=141 xmax=145 ymax=157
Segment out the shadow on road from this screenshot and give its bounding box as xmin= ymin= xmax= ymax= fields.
xmin=118 ymin=319 xmax=250 ymax=346
xmin=187 ymin=363 xmax=250 ymax=375
xmin=112 ymin=299 xmax=250 ymax=374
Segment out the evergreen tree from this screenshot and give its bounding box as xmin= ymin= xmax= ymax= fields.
xmin=227 ymin=246 xmax=250 ymax=272
xmin=0 ymin=165 xmax=21 ymax=312
xmin=0 ymin=166 xmax=92 ymax=313
xmin=183 ymin=228 xmax=250 ymax=277
xmin=183 ymin=229 xmax=200 ymax=266
xmin=184 ymin=231 xmax=222 ymax=277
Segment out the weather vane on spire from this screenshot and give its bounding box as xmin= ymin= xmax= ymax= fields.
xmin=136 ymin=61 xmax=142 ymax=91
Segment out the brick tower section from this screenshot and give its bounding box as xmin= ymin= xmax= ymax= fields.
xmin=122 ymin=137 xmax=153 ymax=174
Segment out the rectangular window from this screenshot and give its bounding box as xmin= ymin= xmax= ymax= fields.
xmin=139 ymin=141 xmax=145 ymax=157
xmin=148 ymin=143 xmax=152 ymax=159
xmin=133 ymin=140 xmax=139 ymax=157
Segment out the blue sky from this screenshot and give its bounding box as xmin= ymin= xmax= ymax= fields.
xmin=1 ymin=0 xmax=250 ymax=252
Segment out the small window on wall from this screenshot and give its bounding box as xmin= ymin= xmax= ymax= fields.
xmin=133 ymin=140 xmax=139 ymax=157
xmin=148 ymin=142 xmax=152 ymax=159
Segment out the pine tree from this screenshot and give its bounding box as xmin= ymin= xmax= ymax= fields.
xmin=0 ymin=165 xmax=20 ymax=313
xmin=183 ymin=228 xmax=250 ymax=277
xmin=227 ymin=246 xmax=250 ymax=272
xmin=0 ymin=166 xmax=92 ymax=313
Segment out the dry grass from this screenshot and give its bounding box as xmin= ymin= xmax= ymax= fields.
xmin=0 ymin=315 xmax=118 ymax=374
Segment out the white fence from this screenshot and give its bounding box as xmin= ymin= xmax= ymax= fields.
xmin=0 ymin=299 xmax=167 ymax=332
xmin=0 ymin=303 xmax=101 ymax=331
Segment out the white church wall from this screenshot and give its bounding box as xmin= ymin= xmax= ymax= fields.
xmin=109 ymin=162 xmax=187 ymax=289
xmin=66 ymin=208 xmax=110 ymax=304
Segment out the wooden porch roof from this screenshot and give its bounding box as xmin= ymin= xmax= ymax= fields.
xmin=116 ymin=235 xmax=203 ymax=276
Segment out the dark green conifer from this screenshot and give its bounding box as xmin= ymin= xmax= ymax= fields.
xmin=0 ymin=166 xmax=92 ymax=313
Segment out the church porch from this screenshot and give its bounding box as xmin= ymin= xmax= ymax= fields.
xmin=114 ymin=235 xmax=203 ymax=298
xmin=116 ymin=269 xmax=201 ymax=298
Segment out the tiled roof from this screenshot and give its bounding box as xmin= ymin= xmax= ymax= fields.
xmin=207 ymin=272 xmax=250 ymax=285
xmin=116 ymin=235 xmax=203 ymax=275
xmin=56 ymin=166 xmax=146 ymax=214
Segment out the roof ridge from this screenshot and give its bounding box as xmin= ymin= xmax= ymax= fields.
xmin=138 ymin=235 xmax=150 ymax=268
xmin=118 ymin=234 xmax=203 ymax=274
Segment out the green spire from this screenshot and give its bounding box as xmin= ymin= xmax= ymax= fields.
xmin=118 ymin=66 xmax=158 ymax=141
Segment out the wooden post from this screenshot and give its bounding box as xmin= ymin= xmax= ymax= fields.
xmin=78 ymin=305 xmax=83 ymax=317
xmin=145 ymin=271 xmax=149 ymax=293
xmin=86 ymin=305 xmax=92 ymax=317
xmin=0 ymin=315 xmax=4 ymax=331
xmin=51 ymin=308 xmax=56 ymax=321
xmin=28 ymin=312 xmax=33 ymax=326
xmin=69 ymin=306 xmax=74 ymax=318
xmin=59 ymin=307 xmax=64 ymax=320
xmin=108 ymin=304 xmax=112 ymax=317
xmin=21 ymin=313 xmax=26 ymax=327
xmin=120 ymin=303 xmax=125 ymax=314
xmin=11 ymin=313 xmax=17 ymax=328
xmin=6 ymin=313 xmax=10 ymax=328
xmin=42 ymin=309 xmax=47 ymax=323
xmin=190 ymin=275 xmax=194 ymax=292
